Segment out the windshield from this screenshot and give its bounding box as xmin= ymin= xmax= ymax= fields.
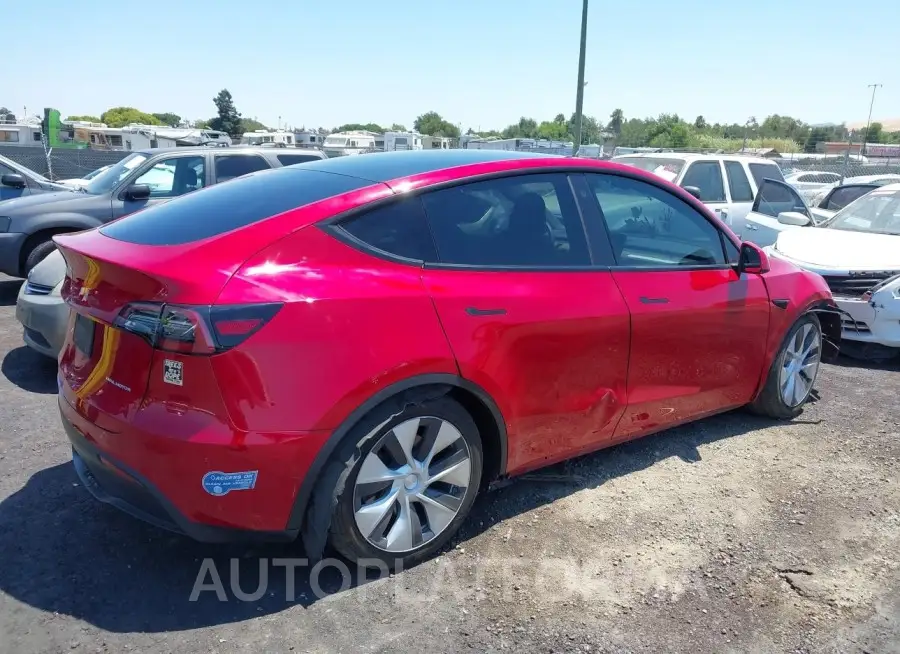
xmin=612 ymin=157 xmax=686 ymax=182
xmin=83 ymin=154 xmax=148 ymax=194
xmin=826 ymin=188 xmax=900 ymax=235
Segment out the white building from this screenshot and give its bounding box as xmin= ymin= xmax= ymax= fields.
xmin=323 ymin=130 xmax=378 ymax=157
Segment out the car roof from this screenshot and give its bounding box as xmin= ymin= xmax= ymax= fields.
xmin=296 ymin=149 xmax=556 ymax=183
xmin=612 ymin=152 xmax=779 ymax=165
xmin=133 ymin=146 xmax=324 ymax=156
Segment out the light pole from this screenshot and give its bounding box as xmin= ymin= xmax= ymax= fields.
xmin=572 ymin=0 xmax=588 ymax=156
xmin=860 ymin=83 xmax=882 ymax=158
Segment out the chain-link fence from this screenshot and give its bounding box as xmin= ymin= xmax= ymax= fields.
xmin=0 ymin=145 xmax=130 ymax=181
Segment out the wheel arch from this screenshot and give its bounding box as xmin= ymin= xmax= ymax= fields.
xmin=287 ymin=373 xmax=508 ymax=557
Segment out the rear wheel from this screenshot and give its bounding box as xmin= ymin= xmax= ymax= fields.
xmin=328 ymin=396 xmax=482 ymax=569
xmin=750 ymin=313 xmax=823 ymax=419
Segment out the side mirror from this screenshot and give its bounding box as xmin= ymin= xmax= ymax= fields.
xmin=682 ymin=185 xmax=702 ymax=200
xmin=124 ymin=184 xmax=151 ymax=201
xmin=1 ymin=173 xmax=26 ymax=189
xmin=738 ymin=242 xmax=770 ymax=275
xmin=777 ymin=211 xmax=811 ymax=226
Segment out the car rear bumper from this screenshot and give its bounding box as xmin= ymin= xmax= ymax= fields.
xmin=16 ymin=282 xmax=68 ymax=358
xmin=837 ymin=296 xmax=900 ymax=348
xmin=58 ymin=392 xmax=331 ymax=542
xmin=0 ymin=232 xmax=26 ymax=277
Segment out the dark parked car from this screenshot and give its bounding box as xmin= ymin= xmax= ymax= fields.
xmin=0 ymin=153 xmax=71 ymax=203
xmin=0 ymin=146 xmax=326 ymax=277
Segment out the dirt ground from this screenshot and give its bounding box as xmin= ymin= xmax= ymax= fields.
xmin=0 ymin=274 xmax=898 ymax=654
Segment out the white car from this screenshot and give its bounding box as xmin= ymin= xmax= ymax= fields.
xmin=765 ymin=183 xmax=900 ymax=357
xmin=784 ymin=170 xmax=843 ymax=193
xmin=57 ymin=165 xmax=111 ymax=189
xmin=611 ymin=153 xmax=785 ymax=238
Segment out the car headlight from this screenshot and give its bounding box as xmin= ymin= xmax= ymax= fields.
xmin=862 ymin=274 xmax=900 ymax=301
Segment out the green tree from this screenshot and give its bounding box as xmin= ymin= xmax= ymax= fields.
xmin=208 ymin=89 xmax=243 ymax=138
xmin=193 ymin=118 xmax=211 ymax=129
xmin=694 ymin=115 xmax=708 ymax=130
xmin=389 ymin=123 xmax=407 ymax=132
xmin=608 ymin=108 xmax=624 ymax=135
xmin=100 ymin=107 xmax=162 ymax=127
xmin=864 ymin=122 xmax=884 ymax=143
xmin=413 ymin=111 xmax=460 ymax=138
xmin=0 ymin=107 xmax=16 ymax=122
xmin=240 ymin=117 xmax=268 ymax=133
xmin=554 ymin=113 xmax=566 ymax=124
xmin=334 ymin=123 xmax=384 ymax=133
xmin=152 ymin=112 xmax=182 ymax=127
xmin=65 ymin=114 xmax=101 ymax=123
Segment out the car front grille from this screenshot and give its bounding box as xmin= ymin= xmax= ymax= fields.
xmin=24 ymin=281 xmax=54 ymax=295
xmin=822 ymin=272 xmax=899 ymax=298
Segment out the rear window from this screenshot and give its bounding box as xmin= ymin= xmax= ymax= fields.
xmin=748 ymin=163 xmax=785 ymax=188
xmin=100 ymin=168 xmax=370 ymax=246
xmin=276 ymin=153 xmax=324 ymax=166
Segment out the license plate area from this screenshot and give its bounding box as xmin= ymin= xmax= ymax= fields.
xmin=73 ymin=313 xmax=95 ymax=357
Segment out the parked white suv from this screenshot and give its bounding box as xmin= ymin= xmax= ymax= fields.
xmin=611 ymin=153 xmax=785 ymax=238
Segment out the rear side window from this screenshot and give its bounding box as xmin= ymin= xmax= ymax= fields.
xmin=101 ymin=168 xmax=370 ymax=245
xmin=214 ymin=154 xmax=271 ymax=182
xmin=680 ymin=161 xmax=725 ymax=202
xmin=824 ymin=185 xmax=874 ymax=211
xmin=339 ymin=197 xmax=437 ymax=262
xmin=748 ymin=163 xmax=785 ymax=189
xmin=277 ymin=154 xmax=324 ymax=166
xmin=723 ymin=161 xmax=754 ymax=202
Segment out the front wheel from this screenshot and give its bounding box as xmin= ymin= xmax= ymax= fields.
xmin=749 ymin=313 xmax=823 ymax=419
xmin=327 ymin=396 xmax=483 ymax=569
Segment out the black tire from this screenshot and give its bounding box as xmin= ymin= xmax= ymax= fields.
xmin=749 ymin=312 xmax=822 ymax=419
xmin=23 ymin=238 xmax=57 ymax=277
xmin=326 ymin=395 xmax=482 ymax=569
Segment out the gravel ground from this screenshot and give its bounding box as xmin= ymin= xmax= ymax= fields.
xmin=0 ymin=273 xmax=898 ymax=654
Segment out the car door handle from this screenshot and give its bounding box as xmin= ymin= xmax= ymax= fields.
xmin=465 ymin=307 xmax=507 ymax=316
xmin=639 ymin=296 xmax=669 ymax=305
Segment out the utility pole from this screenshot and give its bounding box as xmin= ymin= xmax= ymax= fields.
xmin=860 ymin=83 xmax=882 ymax=158
xmin=572 ymin=0 xmax=588 ymax=156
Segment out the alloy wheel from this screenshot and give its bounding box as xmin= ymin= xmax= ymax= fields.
xmin=353 ymin=416 xmax=473 ymax=553
xmin=779 ymin=322 xmax=822 ymax=408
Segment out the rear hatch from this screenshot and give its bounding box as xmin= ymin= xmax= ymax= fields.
xmin=55 ymin=228 xmax=242 ymax=419
xmin=54 ymin=166 xmax=383 ymax=421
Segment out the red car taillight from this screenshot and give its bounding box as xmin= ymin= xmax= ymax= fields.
xmin=113 ymin=302 xmax=282 ymax=355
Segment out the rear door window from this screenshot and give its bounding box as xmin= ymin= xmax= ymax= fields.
xmin=823 ymin=185 xmax=875 ymax=211
xmin=214 ymin=154 xmax=271 ymax=182
xmin=680 ymin=161 xmax=725 ymax=202
xmin=101 ymin=168 xmax=371 ymax=245
xmin=723 ymin=161 xmax=754 ymax=202
xmin=276 ymin=153 xmax=324 ymax=166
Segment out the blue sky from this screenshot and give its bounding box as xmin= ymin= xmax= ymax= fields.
xmin=7 ymin=0 xmax=899 ymax=131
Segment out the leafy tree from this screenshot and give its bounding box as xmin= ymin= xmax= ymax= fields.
xmin=863 ymin=122 xmax=883 ymax=143
xmin=208 ymin=89 xmax=243 ymax=138
xmin=152 ymin=112 xmax=182 ymax=127
xmin=334 ymin=123 xmax=384 ymax=133
xmin=554 ymin=113 xmax=566 ymax=124
xmin=413 ymin=111 xmax=460 ymax=138
xmin=608 ymin=108 xmax=624 ymax=135
xmin=0 ymin=107 xmax=16 ymax=122
xmin=694 ymin=115 xmax=708 ymax=130
xmin=100 ymin=107 xmax=162 ymax=127
xmin=240 ymin=117 xmax=268 ymax=132
xmin=65 ymin=114 xmax=101 ymax=123
xmin=193 ymin=119 xmax=211 ymax=129
xmin=389 ymin=123 xmax=407 ymax=132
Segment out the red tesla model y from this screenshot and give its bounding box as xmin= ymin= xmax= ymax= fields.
xmin=54 ymin=150 xmax=840 ymax=567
